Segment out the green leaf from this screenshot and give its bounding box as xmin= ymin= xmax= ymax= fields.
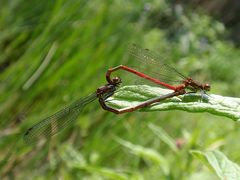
xmin=107 ymin=85 xmax=240 ymax=121
xmin=190 ymin=150 xmax=240 ymax=180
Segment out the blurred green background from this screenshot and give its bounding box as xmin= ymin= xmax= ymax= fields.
xmin=0 ymin=0 xmax=240 ymax=179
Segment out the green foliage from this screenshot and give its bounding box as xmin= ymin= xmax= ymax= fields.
xmin=0 ymin=0 xmax=240 ymax=179
xmin=191 ymin=150 xmax=240 ymax=180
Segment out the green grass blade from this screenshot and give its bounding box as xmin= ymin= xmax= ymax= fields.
xmin=115 ymin=137 xmax=169 ymax=175
xmin=148 ymin=123 xmax=178 ymax=152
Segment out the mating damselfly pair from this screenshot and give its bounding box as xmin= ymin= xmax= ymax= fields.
xmin=24 ymin=44 xmax=210 ymax=144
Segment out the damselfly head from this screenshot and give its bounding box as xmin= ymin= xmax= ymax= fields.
xmin=112 ymin=76 xmax=122 ymax=85
xmin=203 ymin=83 xmax=211 ymax=91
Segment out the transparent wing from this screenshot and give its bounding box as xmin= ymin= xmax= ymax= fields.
xmin=23 ymin=93 xmax=97 ymax=144
xmin=128 ymin=44 xmax=187 ymax=85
